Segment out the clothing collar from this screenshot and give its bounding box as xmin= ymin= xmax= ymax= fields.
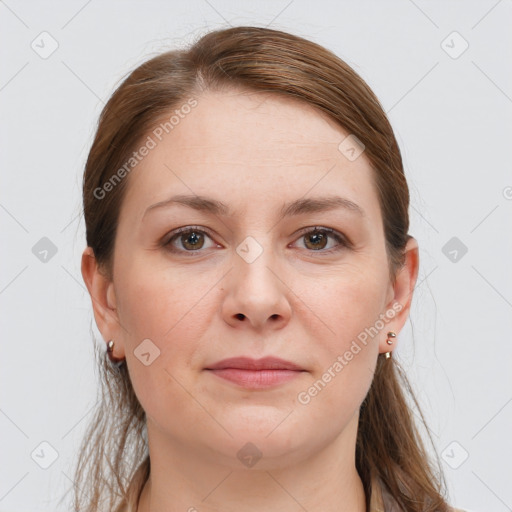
xmin=369 ymin=475 xmax=386 ymax=512
xmin=369 ymin=475 xmax=404 ymax=512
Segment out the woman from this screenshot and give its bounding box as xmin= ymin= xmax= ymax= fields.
xmin=75 ymin=26 xmax=466 ymax=512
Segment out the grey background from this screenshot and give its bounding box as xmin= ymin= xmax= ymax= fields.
xmin=1 ymin=1 xmax=511 ymax=511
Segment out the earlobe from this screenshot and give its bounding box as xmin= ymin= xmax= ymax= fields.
xmin=379 ymin=237 xmax=420 ymax=355
xmin=81 ymin=247 xmax=121 ymax=349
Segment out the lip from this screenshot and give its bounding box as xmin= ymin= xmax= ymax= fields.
xmin=205 ymin=356 xmax=304 ymax=371
xmin=204 ymin=357 xmax=305 ymax=389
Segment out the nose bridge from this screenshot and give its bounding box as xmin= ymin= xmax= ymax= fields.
xmin=234 ymin=232 xmax=279 ymax=292
xmin=223 ymin=231 xmax=291 ymax=329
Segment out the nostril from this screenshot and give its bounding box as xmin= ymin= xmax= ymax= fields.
xmin=235 ymin=313 xmax=245 ymax=320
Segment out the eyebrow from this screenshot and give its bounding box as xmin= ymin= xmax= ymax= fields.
xmin=142 ymin=194 xmax=365 ymax=220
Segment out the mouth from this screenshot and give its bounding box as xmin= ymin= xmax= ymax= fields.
xmin=204 ymin=356 xmax=306 ymax=389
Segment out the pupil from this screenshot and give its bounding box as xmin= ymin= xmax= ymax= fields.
xmin=308 ymin=232 xmax=326 ymax=250
xmin=184 ymin=232 xmax=202 ymax=249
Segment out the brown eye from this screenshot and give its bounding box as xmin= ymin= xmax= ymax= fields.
xmin=180 ymin=230 xmax=205 ymax=250
xmin=293 ymin=227 xmax=349 ymax=253
xmin=164 ymin=226 xmax=217 ymax=254
xmin=303 ymin=230 xmax=329 ymax=250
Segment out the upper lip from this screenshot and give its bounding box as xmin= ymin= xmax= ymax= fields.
xmin=205 ymin=356 xmax=304 ymax=371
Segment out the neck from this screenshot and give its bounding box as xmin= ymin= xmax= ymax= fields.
xmin=137 ymin=412 xmax=366 ymax=512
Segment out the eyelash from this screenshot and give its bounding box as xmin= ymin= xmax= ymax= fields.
xmin=162 ymin=225 xmax=351 ymax=256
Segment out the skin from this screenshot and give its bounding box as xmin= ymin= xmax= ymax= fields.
xmin=82 ymin=88 xmax=419 ymax=512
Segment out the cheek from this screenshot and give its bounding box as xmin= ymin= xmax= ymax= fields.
xmin=113 ymin=261 xmax=215 ymax=404
xmin=115 ymin=256 xmax=218 ymax=341
xmin=295 ymin=265 xmax=388 ymax=400
xmin=304 ymin=263 xmax=389 ymax=347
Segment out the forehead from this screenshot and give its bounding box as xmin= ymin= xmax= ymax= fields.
xmin=120 ymin=89 xmax=380 ymax=222
xmin=158 ymin=89 xmax=351 ymax=163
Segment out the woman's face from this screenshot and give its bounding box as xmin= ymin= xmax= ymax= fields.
xmin=87 ymin=88 xmax=415 ymax=469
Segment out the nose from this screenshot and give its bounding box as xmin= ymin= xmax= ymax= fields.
xmin=221 ymin=240 xmax=292 ymax=331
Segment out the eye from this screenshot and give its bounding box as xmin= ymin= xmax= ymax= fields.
xmin=162 ymin=225 xmax=350 ymax=256
xmin=292 ymin=227 xmax=349 ymax=253
xmin=163 ymin=226 xmax=218 ymax=254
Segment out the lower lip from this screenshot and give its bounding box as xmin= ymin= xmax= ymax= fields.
xmin=206 ymin=368 xmax=303 ymax=389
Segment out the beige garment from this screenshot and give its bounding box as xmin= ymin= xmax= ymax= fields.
xmin=369 ymin=476 xmax=400 ymax=512
xmin=369 ymin=475 xmax=467 ymax=512
xmin=117 ymin=476 xmax=467 ymax=512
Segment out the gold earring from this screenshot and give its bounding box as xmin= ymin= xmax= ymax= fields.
xmin=106 ymin=340 xmax=125 ymax=366
xmin=385 ymin=331 xmax=396 ymax=359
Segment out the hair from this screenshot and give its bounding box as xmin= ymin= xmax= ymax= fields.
xmin=73 ymin=25 xmax=451 ymax=512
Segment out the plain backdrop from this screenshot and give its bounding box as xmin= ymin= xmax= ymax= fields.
xmin=1 ymin=1 xmax=511 ymax=511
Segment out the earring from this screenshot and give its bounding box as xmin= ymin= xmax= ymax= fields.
xmin=106 ymin=340 xmax=125 ymax=366
xmin=385 ymin=331 xmax=396 ymax=359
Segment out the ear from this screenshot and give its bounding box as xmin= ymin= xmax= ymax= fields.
xmin=379 ymin=237 xmax=419 ymax=355
xmin=81 ymin=246 xmax=125 ymax=358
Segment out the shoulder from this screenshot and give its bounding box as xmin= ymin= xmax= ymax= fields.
xmin=449 ymin=504 xmax=483 ymax=512
xmin=369 ymin=476 xmax=475 ymax=512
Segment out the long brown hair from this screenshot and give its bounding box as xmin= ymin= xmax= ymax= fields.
xmin=73 ymin=26 xmax=450 ymax=512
